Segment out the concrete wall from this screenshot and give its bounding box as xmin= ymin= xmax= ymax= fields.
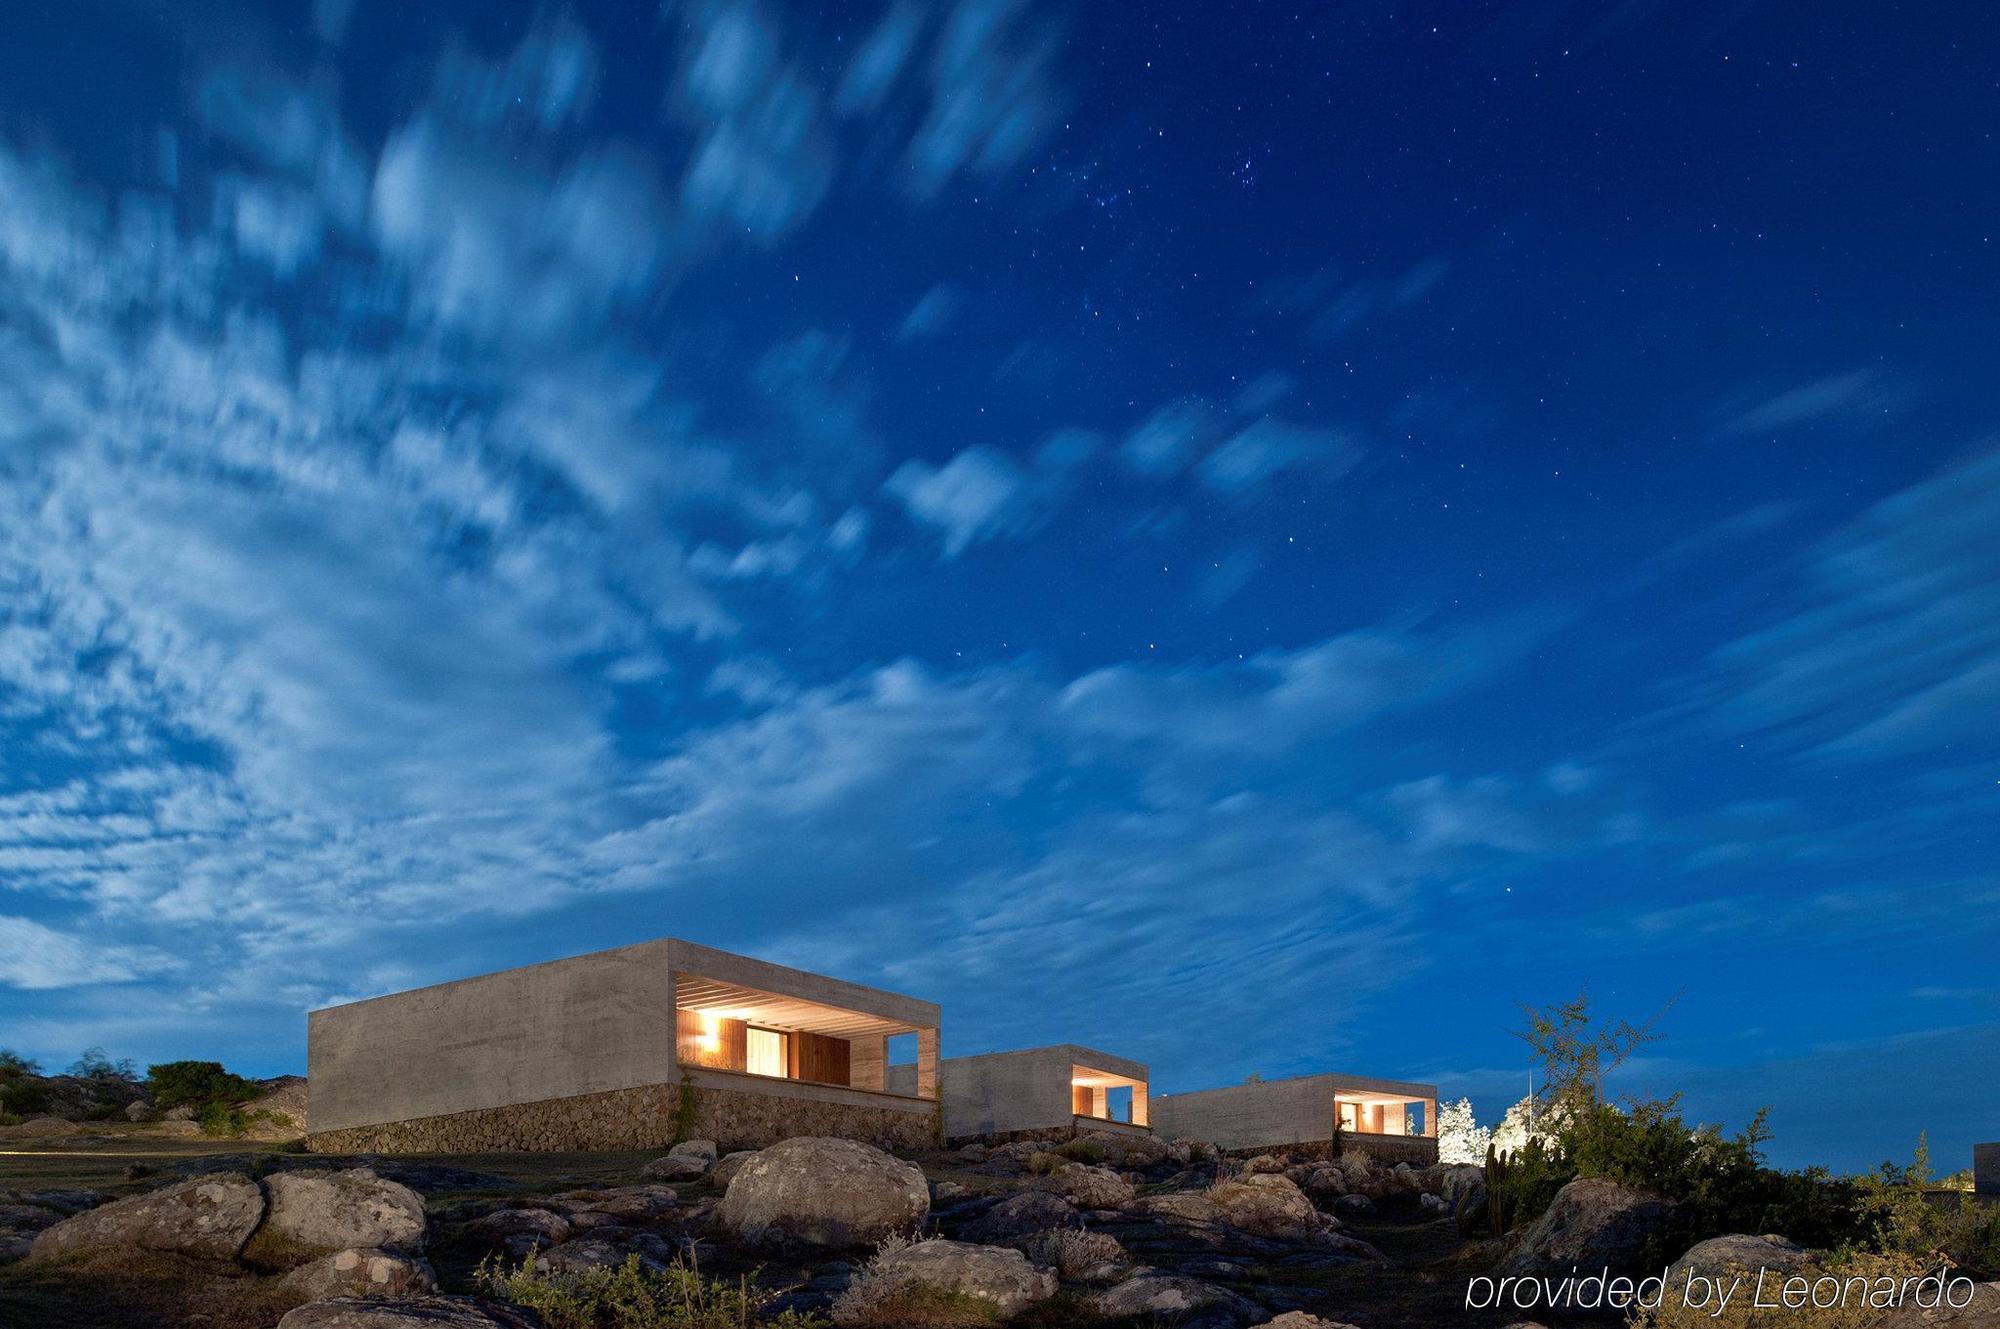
xmin=933 ymin=1044 xmax=1150 ymax=1141
xmin=308 ymin=940 xmax=675 ymax=1134
xmin=1152 ymin=1074 xmax=1336 ymax=1151
xmin=1977 ymin=1142 xmax=2000 ymax=1198
xmin=1151 ymin=1071 xmax=1439 ymax=1155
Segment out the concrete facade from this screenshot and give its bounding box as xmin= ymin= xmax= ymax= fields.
xmin=307 ymin=937 xmax=939 ymax=1153
xmin=1151 ymin=1071 xmax=1439 ymax=1164
xmin=896 ymin=1044 xmax=1149 ymax=1143
xmin=1977 ymin=1142 xmax=2000 ymax=1198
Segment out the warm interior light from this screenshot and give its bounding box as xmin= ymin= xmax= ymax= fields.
xmin=697 ymin=1010 xmax=720 ymax=1051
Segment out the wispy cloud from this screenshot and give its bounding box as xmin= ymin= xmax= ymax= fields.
xmin=1722 ymin=369 xmax=1895 ymax=434
xmin=1693 ymin=446 xmax=2000 ymax=759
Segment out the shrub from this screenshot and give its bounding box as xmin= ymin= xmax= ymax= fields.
xmin=1855 ymin=1137 xmax=2000 ymax=1279
xmin=1024 ymin=1151 xmax=1066 ymax=1176
xmin=480 ymin=1250 xmax=827 ymax=1329
xmin=0 ymin=1049 xmax=40 ymax=1077
xmin=1052 ymin=1137 xmax=1105 ymax=1166
xmin=1495 ymin=992 xmax=1877 ymax=1253
xmin=832 ymin=1236 xmax=1003 ymax=1328
xmin=834 ymin=1283 xmax=1001 ymax=1328
xmin=1017 ymin=1228 xmax=1125 ymax=1280
xmin=1437 ymin=1097 xmax=1491 ymax=1165
xmin=199 ymin=1104 xmax=285 ymax=1138
xmin=145 ymin=1060 xmax=260 ymax=1113
xmin=1630 ymin=1250 xmax=1936 ymax=1329
xmin=1 ymin=1080 xmax=49 ymax=1116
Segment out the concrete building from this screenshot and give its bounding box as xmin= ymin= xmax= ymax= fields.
xmin=890 ymin=1044 xmax=1149 ymax=1144
xmin=306 ymin=938 xmax=940 ymax=1154
xmin=1151 ymin=1071 xmax=1439 ymax=1164
xmin=1977 ymin=1142 xmax=1999 ymax=1198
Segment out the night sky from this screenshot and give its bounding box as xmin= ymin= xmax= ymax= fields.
xmin=1 ymin=0 xmax=1996 ymax=1172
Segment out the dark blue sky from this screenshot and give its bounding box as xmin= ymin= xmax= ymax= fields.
xmin=1 ymin=0 xmax=1995 ymax=1172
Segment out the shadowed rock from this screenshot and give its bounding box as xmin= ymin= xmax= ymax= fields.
xmin=29 ymin=1172 xmax=264 ymax=1263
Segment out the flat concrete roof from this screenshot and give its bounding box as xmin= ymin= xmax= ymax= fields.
xmin=1155 ymin=1070 xmax=1438 ymax=1101
xmin=310 ymin=936 xmax=939 ymax=1029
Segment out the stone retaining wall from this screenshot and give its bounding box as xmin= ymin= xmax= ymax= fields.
xmin=306 ymin=1077 xmax=936 ymax=1155
xmin=1222 ymin=1134 xmax=1439 ymax=1166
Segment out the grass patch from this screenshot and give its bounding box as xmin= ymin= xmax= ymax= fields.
xmin=834 ymin=1283 xmax=1003 ymax=1328
xmin=479 ymin=1249 xmax=827 ymax=1329
xmin=0 ymin=1247 xmax=306 ymax=1329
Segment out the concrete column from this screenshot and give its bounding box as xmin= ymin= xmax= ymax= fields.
xmin=1132 ymin=1083 xmax=1149 ymax=1128
xmin=917 ymin=1027 xmax=939 ymax=1099
xmin=849 ymin=1035 xmax=887 ymax=1092
xmin=1424 ymin=1096 xmax=1438 ymax=1137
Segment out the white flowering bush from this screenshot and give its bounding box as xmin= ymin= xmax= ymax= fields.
xmin=1436 ymin=1096 xmax=1492 ymax=1165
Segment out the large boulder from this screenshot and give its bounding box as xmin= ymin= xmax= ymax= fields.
xmin=1031 ymin=1163 xmax=1134 ymax=1210
xmin=1207 ymin=1175 xmax=1323 ymax=1240
xmin=263 ymin=1169 xmax=428 ymax=1257
xmin=1095 ymin=1274 xmax=1258 ymax=1323
xmin=1258 ymin=1316 xmax=1363 ymax=1329
xmin=960 ymin=1190 xmax=1079 ymax=1243
xmin=717 ymin=1137 xmax=929 ymax=1250
xmin=459 ymin=1207 xmax=570 ymax=1255
xmin=1500 ymin=1177 xmax=1680 ymax=1277
xmin=279 ymin=1248 xmax=438 ymax=1300
xmin=1667 ymin=1233 xmax=1810 ymax=1285
xmin=29 ymin=1172 xmax=265 ymax=1263
xmin=277 ymin=1297 xmax=535 ymax=1328
xmin=833 ymin=1239 xmax=1056 ymax=1324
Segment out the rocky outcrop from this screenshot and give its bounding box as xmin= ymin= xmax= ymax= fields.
xmin=640 ymin=1153 xmax=709 ymax=1181
xmin=261 ymin=1169 xmax=427 ymax=1256
xmin=710 ymin=1150 xmax=757 ymax=1189
xmin=1141 ymin=1174 xmax=1325 ymax=1242
xmin=960 ymin=1190 xmax=1079 ymax=1243
xmin=717 ymin=1137 xmax=929 ymax=1249
xmin=29 ymin=1172 xmax=265 ymax=1263
xmin=279 ymin=1248 xmax=438 ymax=1300
xmin=1095 ymin=1273 xmax=1258 ymax=1323
xmin=1078 ymin=1130 xmax=1176 ymax=1170
xmin=833 ymin=1239 xmax=1056 ymax=1324
xmin=1210 ymin=1175 xmax=1324 ymax=1240
xmin=1030 ymin=1162 xmax=1134 ymax=1210
xmin=1500 ymin=1177 xmax=1680 ymax=1277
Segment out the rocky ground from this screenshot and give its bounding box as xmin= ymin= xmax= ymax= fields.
xmin=1 ymin=1130 xmax=1993 ymax=1328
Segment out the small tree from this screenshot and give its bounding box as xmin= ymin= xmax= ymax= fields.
xmin=1512 ymin=987 xmax=1674 ymax=1113
xmin=67 ymin=1047 xmax=139 ymax=1087
xmin=146 ymin=1060 xmax=261 ymax=1113
xmin=1436 ymin=1097 xmax=1491 ymax=1165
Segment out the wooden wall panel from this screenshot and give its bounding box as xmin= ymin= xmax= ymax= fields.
xmin=794 ymin=1030 xmax=851 ymax=1086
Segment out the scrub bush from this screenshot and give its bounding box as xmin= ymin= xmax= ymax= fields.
xmin=480 ymin=1250 xmax=827 ymax=1329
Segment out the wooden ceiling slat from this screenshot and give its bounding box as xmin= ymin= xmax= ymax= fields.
xmin=674 ymin=973 xmax=916 ymax=1039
